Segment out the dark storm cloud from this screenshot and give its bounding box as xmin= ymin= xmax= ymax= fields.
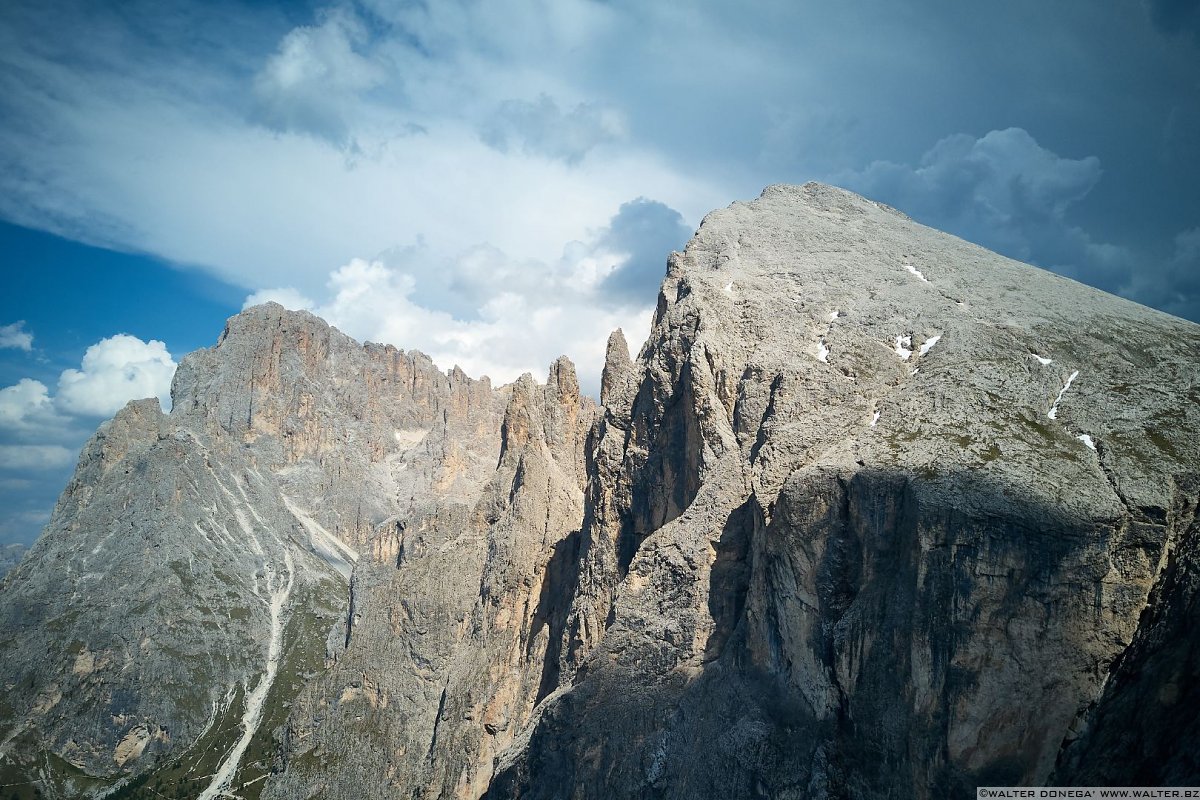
xmin=596 ymin=198 xmax=693 ymax=305
xmin=1127 ymin=227 xmax=1200 ymax=321
xmin=842 ymin=127 xmax=1200 ymax=322
xmin=1146 ymin=0 xmax=1200 ymax=42
xmin=843 ymin=128 xmax=1135 ymax=294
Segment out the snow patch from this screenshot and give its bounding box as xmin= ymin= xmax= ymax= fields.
xmin=919 ymin=335 xmax=941 ymax=357
xmin=393 ymin=428 xmax=429 ymax=448
xmin=724 ymin=281 xmax=734 ymax=293
xmin=1032 ymin=354 xmax=1053 ymax=366
xmin=870 ymin=410 xmax=880 ymax=427
xmin=904 ymin=264 xmax=929 ymax=282
xmin=817 ymin=339 xmax=830 ymax=363
xmin=1048 ymin=370 xmax=1080 ymax=420
xmin=829 ymin=310 xmax=840 ymax=322
xmin=894 ymin=335 xmax=913 ymax=361
xmin=1078 ymin=434 xmax=1096 ymax=450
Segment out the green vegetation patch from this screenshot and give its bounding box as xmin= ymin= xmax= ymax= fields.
xmin=107 ymin=579 xmax=343 ymax=800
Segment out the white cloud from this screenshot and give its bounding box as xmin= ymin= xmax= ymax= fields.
xmin=0 ymin=333 xmax=175 ymax=542
xmin=0 ymin=335 xmax=176 ymax=435
xmin=1 ymin=0 xmax=1197 ymax=362
xmin=0 ymin=321 xmax=33 ymax=351
xmin=0 ymin=445 xmax=76 ymax=471
xmin=241 ymin=193 xmax=694 ymax=396
xmin=0 ymin=0 xmax=728 ymax=301
xmin=252 ymin=6 xmax=386 ymax=145
xmin=261 ymin=256 xmax=652 ymax=398
xmin=242 ymin=287 xmax=315 ymax=311
xmin=0 ymin=378 xmax=65 ymax=433
xmin=55 ymin=335 xmax=177 ymax=417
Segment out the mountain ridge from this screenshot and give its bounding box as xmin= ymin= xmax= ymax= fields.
xmin=1 ymin=182 xmax=1198 ymax=799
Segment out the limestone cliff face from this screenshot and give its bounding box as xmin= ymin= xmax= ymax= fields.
xmin=0 ymin=304 xmax=594 ymax=799
xmin=263 ymin=361 xmax=596 ymax=800
xmin=1 ymin=184 xmax=1198 ymax=800
xmin=488 ymin=184 xmax=1200 ymax=798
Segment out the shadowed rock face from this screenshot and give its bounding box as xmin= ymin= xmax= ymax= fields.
xmin=1 ymin=183 xmax=1198 ymax=799
xmin=487 ymin=183 xmax=1200 ymax=798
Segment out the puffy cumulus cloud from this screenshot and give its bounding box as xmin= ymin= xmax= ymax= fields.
xmin=242 ymin=287 xmax=315 ymax=311
xmin=252 ymin=6 xmax=385 ymax=145
xmin=842 ymin=128 xmax=1137 ymax=293
xmin=597 ymin=198 xmax=694 ymax=304
xmin=243 ymin=193 xmax=691 ymax=397
xmin=259 ymin=254 xmax=652 ymax=399
xmin=0 ymin=321 xmax=33 ymax=351
xmin=56 ymin=335 xmax=177 ymax=417
xmin=0 ymin=335 xmax=176 ymax=546
xmin=0 ymin=336 xmax=176 ymax=434
xmin=0 ymin=445 xmax=75 ymax=471
xmin=1145 ymin=0 xmax=1200 ymax=43
xmin=0 ymin=379 xmax=68 ymax=435
xmin=0 ymin=333 xmax=175 ymax=544
xmin=480 ymin=94 xmax=626 ymax=164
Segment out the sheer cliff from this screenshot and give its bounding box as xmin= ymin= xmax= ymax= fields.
xmin=0 ymin=304 xmax=589 ymax=799
xmin=0 ymin=183 xmax=1197 ymax=799
xmin=487 ymin=183 xmax=1200 ymax=798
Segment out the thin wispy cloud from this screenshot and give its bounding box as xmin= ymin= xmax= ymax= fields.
xmin=480 ymin=94 xmax=626 ymax=164
xmin=2 ymin=0 xmax=1197 ymax=325
xmin=0 ymin=0 xmax=1198 ymax=546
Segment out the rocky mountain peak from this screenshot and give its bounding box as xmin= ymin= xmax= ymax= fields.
xmin=600 ymin=328 xmax=633 ymax=406
xmin=1 ymin=184 xmax=1197 ymax=800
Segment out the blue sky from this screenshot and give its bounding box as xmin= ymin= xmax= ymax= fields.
xmin=1 ymin=0 xmax=1198 ymax=545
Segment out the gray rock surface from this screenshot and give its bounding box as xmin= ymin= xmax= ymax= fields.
xmin=0 ymin=183 xmax=1197 ymax=799
xmin=262 ymin=360 xmax=595 ymax=800
xmin=487 ymin=183 xmax=1200 ymax=798
xmin=0 ymin=544 xmax=24 ymax=580
xmin=0 ymin=304 xmax=587 ymax=799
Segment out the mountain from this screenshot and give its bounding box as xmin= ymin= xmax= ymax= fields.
xmin=1 ymin=183 xmax=1197 ymax=799
xmin=0 ymin=544 xmax=24 ymax=580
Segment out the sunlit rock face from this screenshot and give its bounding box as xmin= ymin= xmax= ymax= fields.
xmin=486 ymin=183 xmax=1200 ymax=799
xmin=0 ymin=302 xmax=590 ymax=799
xmin=1 ymin=184 xmax=1197 ymax=799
